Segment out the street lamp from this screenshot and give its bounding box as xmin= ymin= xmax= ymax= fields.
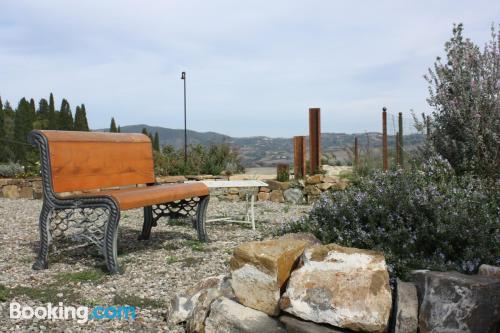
xmin=181 ymin=71 xmax=187 ymax=166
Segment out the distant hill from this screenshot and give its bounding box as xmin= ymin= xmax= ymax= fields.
xmin=96 ymin=125 xmax=424 ymax=167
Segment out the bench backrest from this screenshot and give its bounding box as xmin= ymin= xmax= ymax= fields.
xmin=36 ymin=130 xmax=155 ymax=193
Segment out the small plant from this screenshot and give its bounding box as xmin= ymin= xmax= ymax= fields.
xmin=184 ymin=239 xmax=205 ymax=252
xmin=0 ymin=162 xmax=24 ymax=178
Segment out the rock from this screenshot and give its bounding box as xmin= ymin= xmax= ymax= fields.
xmin=307 ymin=195 xmax=320 ymax=204
xmin=228 ymin=187 xmax=239 ymax=195
xmin=156 ymin=175 xmax=187 ymax=183
xmin=279 ymin=233 xmax=321 ymax=246
xmin=265 ymin=180 xmax=290 ymax=191
xmin=304 ymin=185 xmax=321 ymax=196
xmin=2 ymin=185 xmax=19 ymax=199
xmin=230 ymin=234 xmax=318 ymax=316
xmin=330 ymin=179 xmax=348 ymax=190
xmin=322 ymin=176 xmax=339 ymax=183
xmin=167 ymin=275 xmax=234 ymax=325
xmin=317 ymin=183 xmax=332 ymax=191
xmin=258 ymin=192 xmax=270 ymax=201
xmin=305 ymin=174 xmax=322 ymax=185
xmin=260 ymin=187 xmax=271 ymax=193
xmin=186 ymin=288 xmax=221 ymax=333
xmin=283 ymin=188 xmax=304 ymax=204
xmin=269 ymin=190 xmax=285 ymax=203
xmin=279 ymin=315 xmax=350 ymax=333
xmin=280 ymin=244 xmax=392 ymax=333
xmin=412 ymin=270 xmax=500 ymax=333
xmin=478 ymin=264 xmax=500 ymax=279
xmin=204 ymin=297 xmax=286 ymax=333
xmin=19 ymin=186 xmax=33 ymax=199
xmin=394 ymin=279 xmax=418 ymax=333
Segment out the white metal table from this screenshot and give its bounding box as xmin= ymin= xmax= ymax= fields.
xmin=186 ymin=180 xmax=268 ymax=231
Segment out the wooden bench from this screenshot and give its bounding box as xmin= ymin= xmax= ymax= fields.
xmin=29 ymin=130 xmax=210 ymax=274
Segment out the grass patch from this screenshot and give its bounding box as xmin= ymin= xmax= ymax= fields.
xmin=184 ymin=240 xmax=205 ymax=252
xmin=56 ymin=268 xmax=106 ymax=283
xmin=223 ymin=248 xmax=233 ymax=255
xmin=164 ymin=242 xmax=181 ymax=251
xmin=82 ymin=297 xmax=106 ymax=307
xmin=113 ymin=294 xmax=165 ymax=309
xmin=0 ymin=284 xmax=8 ymax=302
xmin=168 ymin=218 xmax=189 ymax=226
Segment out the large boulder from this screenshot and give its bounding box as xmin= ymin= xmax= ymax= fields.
xmin=283 ymin=188 xmax=305 ymax=204
xmin=412 ymin=270 xmax=500 ymax=333
xmin=478 ymin=264 xmax=500 ymax=279
xmin=230 ymin=234 xmax=319 ymax=316
xmin=280 ymin=244 xmax=392 ymax=333
xmin=269 ymin=190 xmax=285 ymax=203
xmin=186 ymin=288 xmax=222 ymax=333
xmin=204 ymin=297 xmax=286 ymax=333
xmin=279 ymin=315 xmax=350 ymax=333
xmin=394 ymin=279 xmax=418 ymax=333
xmin=167 ymin=275 xmax=234 ymax=325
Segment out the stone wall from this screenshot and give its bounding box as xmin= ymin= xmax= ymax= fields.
xmin=0 ymin=178 xmax=43 ymax=199
xmin=0 ymin=174 xmax=348 ymax=204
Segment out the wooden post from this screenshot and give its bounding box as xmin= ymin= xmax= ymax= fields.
xmin=354 ymin=136 xmax=359 ymax=169
xmin=398 ymin=112 xmax=403 ymax=167
xmin=309 ymin=108 xmax=321 ymax=175
xmin=293 ymin=136 xmax=306 ymax=179
xmin=382 ymin=107 xmax=388 ymax=171
xmin=276 ymin=163 xmax=290 ymax=182
xmin=395 ymin=131 xmax=400 ymax=166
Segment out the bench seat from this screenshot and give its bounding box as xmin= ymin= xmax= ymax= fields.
xmin=79 ymin=183 xmax=209 ymax=210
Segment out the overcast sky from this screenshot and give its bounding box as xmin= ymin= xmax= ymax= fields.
xmin=0 ymin=1 xmax=498 ymax=137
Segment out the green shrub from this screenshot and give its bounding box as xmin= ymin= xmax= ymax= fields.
xmin=155 ymin=143 xmax=244 ymax=176
xmin=0 ymin=162 xmax=24 ymax=178
xmin=279 ymin=155 xmax=499 ymax=278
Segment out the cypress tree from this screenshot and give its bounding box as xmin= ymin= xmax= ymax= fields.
xmin=153 ymin=132 xmax=160 ymax=151
xmin=59 ymin=99 xmax=73 ymax=130
xmin=141 ymin=127 xmax=148 ymax=136
xmin=37 ymin=98 xmax=49 ymax=129
xmin=13 ymin=98 xmax=33 ymax=162
xmin=74 ymin=104 xmax=89 ymax=131
xmin=48 ymin=93 xmax=57 ymax=129
xmin=109 ymin=117 xmax=118 ymax=132
xmin=0 ymin=97 xmax=5 ymax=161
xmin=117 ymin=125 xmax=121 ymax=133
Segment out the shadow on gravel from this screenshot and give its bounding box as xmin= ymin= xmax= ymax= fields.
xmin=27 ymin=223 xmax=200 ymax=268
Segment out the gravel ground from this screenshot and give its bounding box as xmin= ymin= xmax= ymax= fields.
xmin=0 ymin=198 xmax=310 ymax=332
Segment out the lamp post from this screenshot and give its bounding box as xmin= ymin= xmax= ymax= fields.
xmin=181 ymin=71 xmax=187 ymax=166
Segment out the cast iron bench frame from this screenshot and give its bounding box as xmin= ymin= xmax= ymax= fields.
xmin=29 ymin=130 xmax=210 ymax=274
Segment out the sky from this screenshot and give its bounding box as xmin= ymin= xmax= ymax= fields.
xmin=0 ymin=1 xmax=498 ymax=137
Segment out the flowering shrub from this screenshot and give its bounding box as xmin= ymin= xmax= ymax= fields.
xmin=425 ymin=23 xmax=499 ymax=179
xmin=280 ymin=156 xmax=499 ymax=278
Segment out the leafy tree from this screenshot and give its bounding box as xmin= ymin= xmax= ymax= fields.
xmin=425 ymin=24 xmax=500 ymax=179
xmin=74 ymin=104 xmax=90 ymax=131
xmin=109 ymin=117 xmax=118 ymax=132
xmin=141 ymin=127 xmax=149 ymax=136
xmin=58 ymin=99 xmax=74 ymax=130
xmin=153 ymin=132 xmax=160 ymax=151
xmin=0 ymin=96 xmax=5 ymax=161
xmin=48 ymin=93 xmax=57 ymax=129
xmin=117 ymin=125 xmax=121 ymax=133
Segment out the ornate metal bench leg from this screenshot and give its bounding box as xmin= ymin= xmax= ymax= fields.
xmin=32 ymin=202 xmax=52 ymax=270
xmin=139 ymin=206 xmax=153 ymax=240
xmin=103 ymin=203 xmax=121 ymax=274
xmin=196 ymin=196 xmax=210 ymax=242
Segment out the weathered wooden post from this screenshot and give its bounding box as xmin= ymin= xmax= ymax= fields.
xmin=309 ymin=108 xmax=321 ymax=175
xmin=396 ymin=131 xmax=400 ymax=166
xmin=354 ymin=136 xmax=359 ymax=169
xmin=398 ymin=112 xmax=403 ymax=167
xmin=276 ymin=163 xmax=290 ymax=182
xmin=382 ymin=107 xmax=388 ymax=171
xmin=293 ymin=136 xmax=306 ymax=179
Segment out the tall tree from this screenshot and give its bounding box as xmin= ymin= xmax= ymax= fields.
xmin=13 ymin=98 xmax=33 ymax=161
xmin=48 ymin=93 xmax=57 ymax=129
xmin=153 ymin=132 xmax=160 ymax=151
xmin=34 ymin=98 xmax=49 ymax=129
xmin=141 ymin=127 xmax=149 ymax=136
xmin=109 ymin=117 xmax=118 ymax=132
xmin=117 ymin=125 xmax=121 ymax=133
xmin=0 ymin=96 xmax=5 ymax=161
xmin=58 ymin=99 xmax=73 ymax=130
xmin=74 ymin=104 xmax=90 ymax=131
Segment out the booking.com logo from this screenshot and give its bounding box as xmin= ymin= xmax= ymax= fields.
xmin=10 ymin=302 xmax=136 ymax=324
